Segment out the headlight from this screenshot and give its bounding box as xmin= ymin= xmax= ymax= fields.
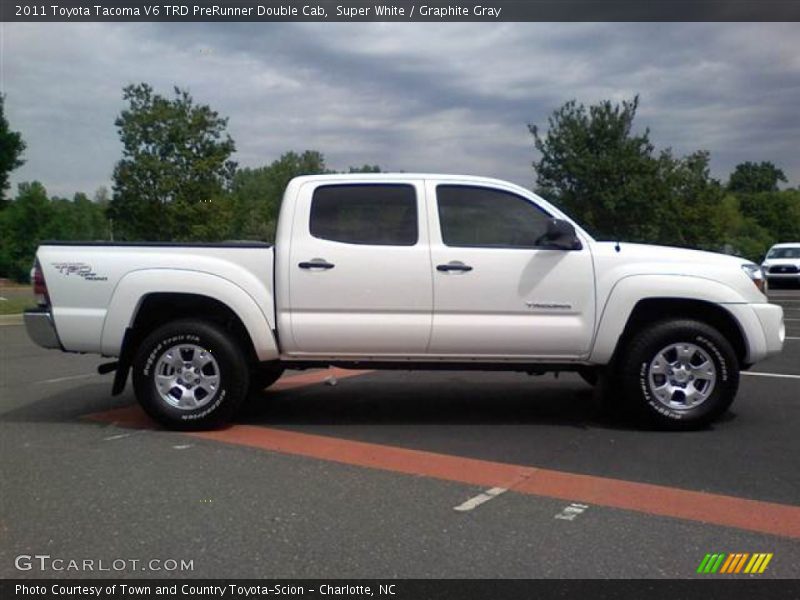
xmin=742 ymin=263 xmax=767 ymax=294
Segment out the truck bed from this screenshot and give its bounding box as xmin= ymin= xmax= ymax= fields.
xmin=37 ymin=241 xmax=276 ymax=357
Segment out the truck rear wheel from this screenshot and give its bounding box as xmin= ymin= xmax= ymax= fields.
xmin=617 ymin=319 xmax=739 ymax=429
xmin=132 ymin=319 xmax=249 ymax=430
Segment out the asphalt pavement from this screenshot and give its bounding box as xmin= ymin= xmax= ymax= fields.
xmin=1 ymin=290 xmax=798 ymax=579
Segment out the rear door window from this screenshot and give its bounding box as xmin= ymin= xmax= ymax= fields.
xmin=310 ymin=184 xmax=418 ymax=246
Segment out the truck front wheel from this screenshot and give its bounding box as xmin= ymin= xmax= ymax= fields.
xmin=250 ymin=363 xmax=285 ymax=392
xmin=618 ymin=319 xmax=739 ymax=429
xmin=132 ymin=319 xmax=249 ymax=430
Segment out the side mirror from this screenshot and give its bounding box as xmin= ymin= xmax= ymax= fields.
xmin=539 ymin=218 xmax=582 ymax=250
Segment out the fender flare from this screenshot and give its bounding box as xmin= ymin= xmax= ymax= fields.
xmin=101 ymin=269 xmax=279 ymax=361
xmin=589 ymin=274 xmax=749 ymax=364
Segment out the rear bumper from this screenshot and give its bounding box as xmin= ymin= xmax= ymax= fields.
xmin=24 ymin=308 xmax=62 ymax=349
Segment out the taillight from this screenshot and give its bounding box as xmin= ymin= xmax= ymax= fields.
xmin=32 ymin=259 xmax=50 ymax=307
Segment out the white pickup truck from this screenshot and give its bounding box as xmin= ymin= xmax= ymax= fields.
xmin=762 ymin=243 xmax=800 ymax=287
xmin=25 ymin=174 xmax=785 ymax=429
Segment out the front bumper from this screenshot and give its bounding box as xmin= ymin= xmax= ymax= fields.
xmin=764 ymin=264 xmax=800 ymax=282
xmin=765 ymin=273 xmax=800 ymax=282
xmin=750 ymin=303 xmax=785 ymax=362
xmin=24 ymin=308 xmax=62 ymax=349
xmin=723 ymin=303 xmax=784 ymax=365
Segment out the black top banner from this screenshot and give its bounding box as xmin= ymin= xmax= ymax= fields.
xmin=3 ymin=0 xmax=800 ymax=22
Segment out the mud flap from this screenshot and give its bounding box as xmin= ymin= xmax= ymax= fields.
xmin=111 ymin=327 xmax=135 ymax=396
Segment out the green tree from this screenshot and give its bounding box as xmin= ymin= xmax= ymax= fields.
xmin=738 ymin=189 xmax=800 ymax=244
xmin=654 ymin=150 xmax=726 ymax=249
xmin=0 ymin=183 xmax=112 ymax=281
xmin=728 ymin=161 xmax=787 ymax=194
xmin=348 ymin=164 xmax=381 ymax=173
xmin=529 ymin=96 xmax=661 ymax=241
xmin=108 ymin=83 xmax=237 ymax=240
xmin=230 ymin=150 xmax=329 ymax=241
xmin=529 ymin=97 xmax=747 ymax=252
xmin=48 ymin=192 xmax=108 ymax=241
xmin=93 ymin=187 xmax=113 ymax=240
xmin=712 ymin=194 xmax=774 ymax=262
xmin=0 ymin=182 xmax=51 ymax=281
xmin=0 ymin=96 xmax=26 ymax=205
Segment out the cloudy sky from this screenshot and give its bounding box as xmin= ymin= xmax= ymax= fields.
xmin=2 ymin=22 xmax=799 ymax=198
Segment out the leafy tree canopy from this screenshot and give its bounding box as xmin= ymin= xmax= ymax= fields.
xmin=229 ymin=150 xmax=330 ymax=242
xmin=108 ymin=83 xmax=236 ymax=240
xmin=652 ymin=149 xmax=726 ymax=249
xmin=529 ymin=96 xmax=661 ymax=241
xmin=529 ymin=97 xmax=732 ymax=250
xmin=728 ymin=161 xmax=787 ymax=194
xmin=738 ymin=189 xmax=800 ymax=244
xmin=349 ymin=164 xmax=381 ymax=173
xmin=0 ymin=183 xmax=103 ymax=281
xmin=0 ymin=96 xmax=26 ymax=205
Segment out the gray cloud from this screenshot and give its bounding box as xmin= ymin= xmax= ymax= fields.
xmin=2 ymin=22 xmax=799 ymax=198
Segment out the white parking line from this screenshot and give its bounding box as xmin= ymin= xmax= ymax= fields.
xmin=555 ymin=502 xmax=590 ymax=521
xmin=103 ymin=430 xmax=148 ymax=442
xmin=103 ymin=433 xmax=133 ymax=441
xmin=454 ymin=487 xmax=507 ymax=512
xmin=33 ymin=373 xmax=96 ymax=384
xmin=742 ymin=371 xmax=800 ymax=380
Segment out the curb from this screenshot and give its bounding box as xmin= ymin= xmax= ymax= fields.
xmin=0 ymin=314 xmax=24 ymax=325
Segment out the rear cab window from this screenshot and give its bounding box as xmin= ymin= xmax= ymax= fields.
xmin=310 ymin=184 xmax=418 ymax=246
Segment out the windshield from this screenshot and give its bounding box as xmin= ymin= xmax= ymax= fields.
xmin=767 ymin=247 xmax=800 ymax=259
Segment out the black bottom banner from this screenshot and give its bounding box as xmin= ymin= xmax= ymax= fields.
xmin=3 ymin=579 xmax=800 ymax=600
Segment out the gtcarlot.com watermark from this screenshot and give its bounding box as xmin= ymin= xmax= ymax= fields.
xmin=14 ymin=554 xmax=194 ymax=573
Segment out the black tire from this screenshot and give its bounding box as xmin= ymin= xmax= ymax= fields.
xmin=617 ymin=319 xmax=739 ymax=429
xmin=250 ymin=363 xmax=285 ymax=392
xmin=132 ymin=319 xmax=249 ymax=430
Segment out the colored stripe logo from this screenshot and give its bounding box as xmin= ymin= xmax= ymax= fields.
xmin=697 ymin=553 xmax=773 ymax=574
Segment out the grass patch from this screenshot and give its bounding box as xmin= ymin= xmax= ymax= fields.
xmin=0 ymin=296 xmax=35 ymax=315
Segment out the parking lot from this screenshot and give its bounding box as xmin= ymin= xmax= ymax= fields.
xmin=1 ymin=290 xmax=799 ymax=579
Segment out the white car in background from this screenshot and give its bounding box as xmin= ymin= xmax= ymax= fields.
xmin=762 ymin=243 xmax=800 ymax=287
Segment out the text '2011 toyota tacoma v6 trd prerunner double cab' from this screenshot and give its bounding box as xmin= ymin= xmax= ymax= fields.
xmin=25 ymin=174 xmax=785 ymax=429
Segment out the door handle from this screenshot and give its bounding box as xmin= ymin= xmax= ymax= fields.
xmin=436 ymin=262 xmax=473 ymax=272
xmin=298 ymin=259 xmax=335 ymax=270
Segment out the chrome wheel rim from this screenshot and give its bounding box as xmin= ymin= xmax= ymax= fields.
xmin=647 ymin=342 xmax=717 ymax=411
xmin=154 ymin=344 xmax=220 ymax=410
